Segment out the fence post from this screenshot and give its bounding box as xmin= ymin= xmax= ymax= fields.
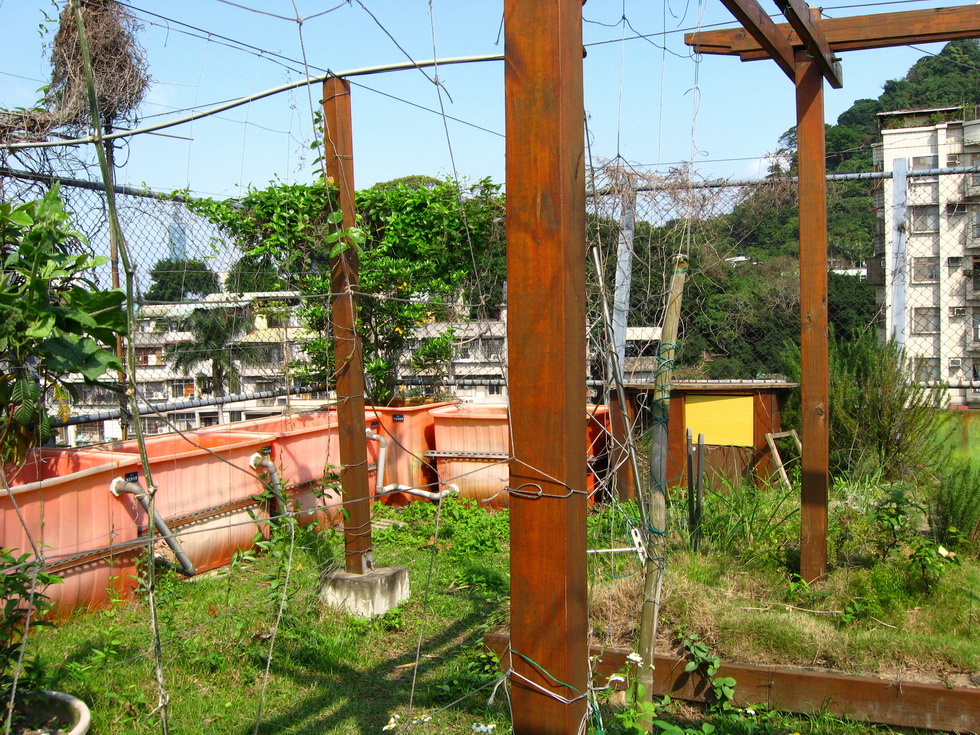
xmin=610 ymin=183 xmax=637 ymax=500
xmin=322 ymin=76 xmax=373 ymax=575
xmin=505 ymin=0 xmax=589 ymax=730
xmin=796 ymin=55 xmax=830 ymax=583
xmin=890 ymin=157 xmax=908 ymax=348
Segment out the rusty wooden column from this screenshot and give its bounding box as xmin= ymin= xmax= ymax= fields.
xmin=796 ymin=55 xmax=829 ymax=582
xmin=505 ymin=0 xmax=589 ymax=732
xmin=323 ymin=76 xmax=373 ymax=574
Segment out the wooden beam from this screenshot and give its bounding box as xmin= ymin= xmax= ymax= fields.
xmin=686 ymin=5 xmax=980 ymax=58
xmin=485 ymin=632 xmax=980 ymax=733
xmin=776 ymin=0 xmax=843 ymax=88
xmin=795 ymin=54 xmax=829 ymax=583
xmin=718 ymin=0 xmax=797 ymax=80
xmin=504 ymin=0 xmax=588 ymax=731
xmin=322 ymin=77 xmax=373 ymax=575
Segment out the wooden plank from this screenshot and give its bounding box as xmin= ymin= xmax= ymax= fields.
xmin=776 ymin=0 xmax=842 ymax=88
xmin=484 ymin=632 xmax=980 ymax=733
xmin=322 ymin=77 xmax=373 ymax=575
xmin=795 ymin=55 xmax=829 ymax=584
xmin=504 ymin=0 xmax=588 ymax=731
xmin=686 ymin=5 xmax=980 ymax=58
xmin=718 ymin=0 xmax=797 ymax=80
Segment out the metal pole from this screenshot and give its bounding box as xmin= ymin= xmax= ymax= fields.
xmin=505 ymin=0 xmax=588 ymax=730
xmin=323 ymin=77 xmax=373 ymax=575
xmin=796 ymin=54 xmax=830 ymax=582
xmin=610 ymin=184 xmax=638 ymax=500
xmin=890 ymin=157 xmax=908 ymax=348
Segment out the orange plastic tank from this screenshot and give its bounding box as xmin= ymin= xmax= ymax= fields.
xmin=367 ymin=402 xmax=453 ymax=498
xmin=429 ymin=404 xmax=610 ymax=507
xmin=1 ymin=448 xmax=143 ymax=616
xmin=87 ymin=431 xmax=276 ymax=572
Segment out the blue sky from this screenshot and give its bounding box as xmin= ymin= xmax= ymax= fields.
xmin=0 ymin=0 xmax=968 ymax=198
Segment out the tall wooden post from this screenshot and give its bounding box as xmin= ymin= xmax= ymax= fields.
xmin=795 ymin=55 xmax=829 ymax=582
xmin=322 ymin=77 xmax=373 ymax=574
xmin=505 ymin=0 xmax=588 ymax=731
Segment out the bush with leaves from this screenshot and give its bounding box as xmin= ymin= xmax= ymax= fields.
xmin=0 ymin=187 xmax=127 ymax=464
xmin=783 ymin=331 xmax=950 ymax=483
xmin=928 ymin=458 xmax=980 ymax=554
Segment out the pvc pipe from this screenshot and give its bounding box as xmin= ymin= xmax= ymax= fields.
xmin=109 ymin=478 xmax=196 ymax=576
xmin=365 ymin=430 xmax=387 ymax=495
xmin=249 ymin=452 xmax=288 ymax=520
xmin=366 ymin=430 xmax=457 ymax=500
xmin=379 ymin=483 xmax=459 ymax=502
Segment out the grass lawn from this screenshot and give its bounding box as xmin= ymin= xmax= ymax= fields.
xmin=15 ymin=489 xmax=980 ymax=735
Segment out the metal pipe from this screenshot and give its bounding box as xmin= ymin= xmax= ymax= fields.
xmin=378 ymin=483 xmax=459 ymax=502
xmin=365 ymin=430 xmax=387 ymax=495
xmin=109 ymin=477 xmax=196 ymax=576
xmin=249 ymin=451 xmax=288 ymax=520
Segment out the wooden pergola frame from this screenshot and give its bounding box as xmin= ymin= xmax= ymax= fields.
xmin=500 ymin=1 xmax=980 ymax=732
xmin=685 ymin=1 xmax=980 ymax=584
xmin=322 ymin=2 xmax=980 ymax=731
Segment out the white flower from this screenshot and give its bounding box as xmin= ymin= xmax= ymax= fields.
xmin=938 ymin=546 xmax=950 ymax=557
xmin=472 ymin=725 xmax=496 ymax=733
xmin=626 ymin=652 xmax=644 ymax=664
xmin=382 ymin=715 xmax=401 ymax=731
xmin=608 ymin=673 xmax=626 ymax=684
xmin=744 ymin=708 xmax=756 ymax=716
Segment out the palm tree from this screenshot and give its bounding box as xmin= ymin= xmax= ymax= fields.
xmin=166 ymin=308 xmax=263 ymax=424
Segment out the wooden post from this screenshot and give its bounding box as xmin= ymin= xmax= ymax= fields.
xmin=505 ymin=0 xmax=588 ymax=731
xmin=795 ymin=55 xmax=829 ymax=582
xmin=322 ymin=77 xmax=373 ymax=575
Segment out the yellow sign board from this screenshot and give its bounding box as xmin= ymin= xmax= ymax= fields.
xmin=685 ymin=394 xmax=753 ymax=446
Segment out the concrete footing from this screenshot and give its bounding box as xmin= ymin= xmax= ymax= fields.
xmin=319 ymin=565 xmax=410 ymax=617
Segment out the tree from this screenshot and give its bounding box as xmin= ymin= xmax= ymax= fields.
xmin=188 ymin=176 xmax=507 ymax=403
xmin=165 ymin=309 xmax=263 ymax=423
xmin=225 ymin=254 xmax=283 ymax=294
xmin=143 ymin=258 xmax=219 ymax=303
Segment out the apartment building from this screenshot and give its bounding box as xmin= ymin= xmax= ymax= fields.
xmin=870 ymin=106 xmax=980 ymax=407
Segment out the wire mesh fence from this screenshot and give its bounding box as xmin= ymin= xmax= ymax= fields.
xmin=13 ymin=156 xmax=977 ymax=444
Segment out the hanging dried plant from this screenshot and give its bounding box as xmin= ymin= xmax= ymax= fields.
xmin=46 ymin=0 xmax=150 ymax=132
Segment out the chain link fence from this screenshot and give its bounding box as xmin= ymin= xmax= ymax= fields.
xmin=13 ymin=156 xmax=973 ymax=443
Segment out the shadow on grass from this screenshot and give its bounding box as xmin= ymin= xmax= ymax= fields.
xmin=240 ymin=583 xmax=505 ymax=733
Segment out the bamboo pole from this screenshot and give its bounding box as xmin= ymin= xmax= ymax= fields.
xmin=636 ymin=254 xmax=688 ymax=722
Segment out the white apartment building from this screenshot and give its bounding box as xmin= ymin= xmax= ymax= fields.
xmin=870 ymin=106 xmax=980 ymax=407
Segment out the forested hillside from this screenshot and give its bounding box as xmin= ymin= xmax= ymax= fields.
xmin=667 ymin=40 xmax=980 ymax=379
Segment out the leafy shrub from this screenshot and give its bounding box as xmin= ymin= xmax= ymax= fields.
xmin=928 ymin=459 xmax=980 ymax=554
xmin=829 ymin=333 xmax=950 ymax=482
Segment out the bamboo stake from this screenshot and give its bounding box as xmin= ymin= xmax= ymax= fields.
xmin=636 ymin=254 xmax=687 ymax=724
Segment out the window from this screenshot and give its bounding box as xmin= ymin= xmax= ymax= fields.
xmin=912 ymin=256 xmax=939 ymax=282
xmin=482 ymin=338 xmax=504 ymax=360
xmin=911 ymin=307 xmax=940 ymax=334
xmin=914 ymin=357 xmax=940 ymax=383
xmin=973 ymin=311 xmax=980 ymax=342
xmin=911 ymin=206 xmax=940 ymax=232
xmin=457 ymin=344 xmax=471 ymax=361
xmin=911 ymin=155 xmax=938 ymax=170
xmin=973 ymin=363 xmax=980 ymax=393
xmin=171 ymin=378 xmax=194 ymax=399
xmin=488 ymin=384 xmax=502 ymax=396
